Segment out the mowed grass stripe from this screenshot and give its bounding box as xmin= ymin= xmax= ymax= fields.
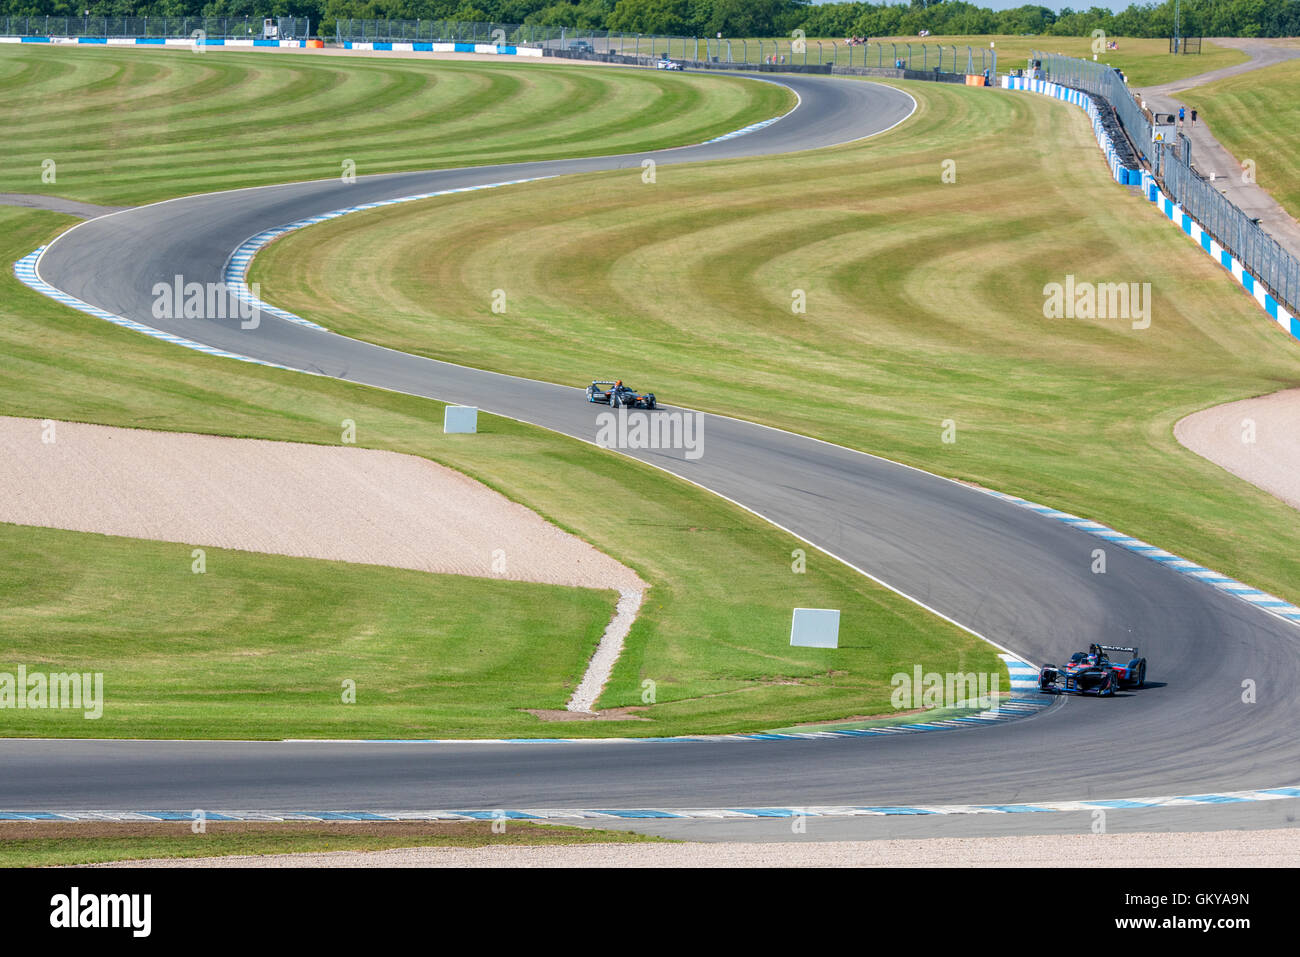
xmin=253 ymin=79 xmax=1300 ymax=614
xmin=0 ymin=48 xmax=794 ymax=205
xmin=0 ymin=206 xmax=1000 ymax=738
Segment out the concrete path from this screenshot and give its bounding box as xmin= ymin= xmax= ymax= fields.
xmin=1134 ymin=38 xmax=1300 ymax=262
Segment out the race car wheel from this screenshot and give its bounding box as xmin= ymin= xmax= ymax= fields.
xmin=648 ymin=396 xmax=656 ymax=410
xmin=610 ymin=394 xmax=619 ymax=409
xmin=1136 ymin=662 xmax=1146 ymax=688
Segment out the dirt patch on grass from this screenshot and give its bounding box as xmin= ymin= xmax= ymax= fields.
xmin=524 ymin=706 xmax=650 ymax=722
xmin=0 ymin=417 xmax=645 ymax=592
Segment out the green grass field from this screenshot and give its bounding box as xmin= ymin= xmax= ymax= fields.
xmin=1183 ymin=58 xmax=1300 ymax=221
xmin=622 ymin=34 xmax=1249 ymax=87
xmin=0 ymin=205 xmax=1002 ymax=739
xmin=0 ymin=47 xmax=793 ymax=205
xmin=253 ymin=77 xmax=1300 ymax=617
xmin=0 ymin=521 xmax=614 ymax=738
xmin=0 ymin=821 xmax=658 ymax=867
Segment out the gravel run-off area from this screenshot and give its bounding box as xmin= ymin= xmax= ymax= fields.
xmin=1175 ymin=390 xmax=1300 ymax=512
xmin=105 ymin=828 xmax=1300 ymax=867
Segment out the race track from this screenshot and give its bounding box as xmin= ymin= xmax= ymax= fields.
xmin=12 ymin=71 xmax=1300 ymax=824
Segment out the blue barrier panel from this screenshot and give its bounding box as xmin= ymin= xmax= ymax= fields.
xmin=20 ymin=36 xmax=50 ymax=42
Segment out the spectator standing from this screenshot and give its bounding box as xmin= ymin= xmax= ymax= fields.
xmin=1191 ymin=108 xmax=1198 ymax=129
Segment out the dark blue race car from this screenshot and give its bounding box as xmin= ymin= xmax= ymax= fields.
xmin=586 ymin=379 xmax=657 ymax=410
xmin=1038 ymin=643 xmax=1148 ymax=697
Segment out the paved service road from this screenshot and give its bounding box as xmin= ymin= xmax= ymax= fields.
xmin=15 ymin=72 xmax=1300 ymax=817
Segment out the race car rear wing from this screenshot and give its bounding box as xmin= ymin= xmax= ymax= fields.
xmin=1095 ymin=643 xmax=1139 ymax=657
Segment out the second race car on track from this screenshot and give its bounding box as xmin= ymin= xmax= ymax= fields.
xmin=586 ymin=380 xmax=658 ymax=409
xmin=1038 ymin=643 xmax=1147 ymax=696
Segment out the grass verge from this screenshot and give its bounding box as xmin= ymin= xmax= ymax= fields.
xmin=0 ymin=821 xmax=659 ymax=867
xmin=1182 ymin=57 xmax=1300 ymax=221
xmin=627 ymin=34 xmax=1249 ymax=87
xmin=0 ymin=47 xmax=793 ymax=205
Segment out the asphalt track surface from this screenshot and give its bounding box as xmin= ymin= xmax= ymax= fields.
xmin=13 ymin=71 xmax=1300 ymax=827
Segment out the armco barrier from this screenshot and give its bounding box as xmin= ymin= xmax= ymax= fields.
xmin=344 ymin=40 xmax=542 ymax=55
xmin=0 ymin=36 xmax=547 ymax=55
xmin=0 ymin=35 xmax=308 ymax=46
xmin=1004 ymin=74 xmax=1297 ymax=341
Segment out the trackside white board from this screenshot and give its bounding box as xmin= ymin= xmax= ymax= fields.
xmin=790 ymin=608 xmax=840 ymax=648
xmin=444 ymin=406 xmax=478 ymax=434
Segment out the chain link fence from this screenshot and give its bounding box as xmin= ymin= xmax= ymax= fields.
xmin=333 ymin=19 xmax=996 ymax=73
xmin=1 ymin=16 xmax=310 ymax=39
xmin=1039 ymin=51 xmax=1298 ymax=315
xmin=1163 ymin=148 xmax=1299 ymax=313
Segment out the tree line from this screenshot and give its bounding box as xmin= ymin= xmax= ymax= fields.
xmin=3 ymin=0 xmax=1298 ymax=41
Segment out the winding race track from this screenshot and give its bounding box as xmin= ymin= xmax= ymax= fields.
xmin=11 ymin=73 xmax=1300 ymax=826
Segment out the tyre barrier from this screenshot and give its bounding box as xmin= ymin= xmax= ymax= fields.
xmin=1001 ymin=74 xmax=1142 ymax=185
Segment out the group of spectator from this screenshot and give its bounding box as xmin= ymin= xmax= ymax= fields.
xmin=843 ymin=35 xmax=869 ymax=45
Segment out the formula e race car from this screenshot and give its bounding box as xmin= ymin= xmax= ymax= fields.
xmin=656 ymin=55 xmax=683 ymax=70
xmin=586 ymin=380 xmax=658 ymax=410
xmin=1038 ymin=643 xmax=1147 ymax=696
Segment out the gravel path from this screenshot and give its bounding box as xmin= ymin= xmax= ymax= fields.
xmin=0 ymin=416 xmax=644 ymax=593
xmin=1175 ymin=390 xmax=1300 ymax=511
xmin=566 ymin=588 xmax=643 ymax=713
xmin=106 ymin=828 xmax=1300 ymax=867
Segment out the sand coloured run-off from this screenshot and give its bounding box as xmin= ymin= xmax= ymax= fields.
xmin=1174 ymin=390 xmax=1300 ymax=512
xmin=0 ymin=417 xmax=645 ymax=594
xmin=102 ymin=827 xmax=1300 ymax=867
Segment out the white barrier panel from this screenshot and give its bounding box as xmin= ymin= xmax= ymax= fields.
xmin=443 ymin=405 xmax=478 ymax=434
xmin=790 ymin=608 xmax=840 ymax=648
